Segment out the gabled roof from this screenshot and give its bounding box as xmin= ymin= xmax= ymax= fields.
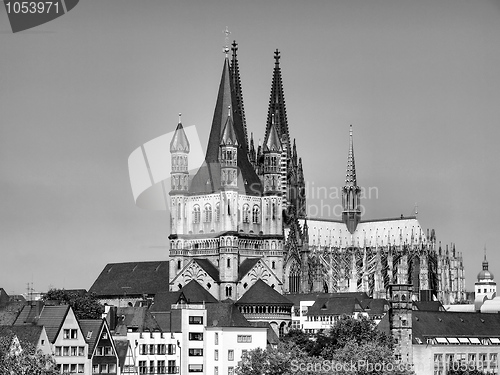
xmin=0 ymin=288 xmax=9 ymax=307
xmin=0 ymin=325 xmax=44 ymax=348
xmin=150 ymin=291 xmax=182 ymax=312
xmin=37 ymin=305 xmax=71 ymax=343
xmin=79 ymin=319 xmax=104 ymax=357
xmin=180 ymin=280 xmax=218 ymax=304
xmin=13 ymin=302 xmax=44 ymax=325
xmin=237 ymin=280 xmax=293 ymax=305
xmin=150 ymin=312 xmax=171 ymax=332
xmin=89 ymin=261 xmax=169 ymax=297
xmin=193 ymin=259 xmax=220 ymax=282
xmin=412 ymin=311 xmax=500 ymax=343
xmin=206 ymin=302 xmax=250 ymax=327
xmin=307 ymin=297 xmax=365 ymax=316
xmin=238 ymin=258 xmax=261 ymax=281
xmin=363 ymin=299 xmax=390 ymax=315
xmin=189 ymin=57 xmax=262 ymax=195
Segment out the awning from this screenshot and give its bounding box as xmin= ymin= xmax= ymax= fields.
xmin=469 ymin=338 xmax=481 ymax=344
xmin=458 ymin=338 xmax=470 ymax=344
xmin=436 ymin=337 xmax=448 ymax=344
xmin=447 ymin=337 xmax=459 ymax=344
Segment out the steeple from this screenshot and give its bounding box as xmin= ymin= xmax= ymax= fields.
xmin=230 ymin=41 xmax=249 ymax=148
xmin=264 ymin=113 xmax=282 ymax=152
xmin=169 ymin=114 xmax=190 ymax=195
xmin=263 ymin=113 xmax=282 ymax=195
xmin=189 ymin=52 xmax=262 ymax=195
xmin=264 ymin=49 xmax=290 ymax=152
xmin=342 ymin=125 xmax=361 ymax=234
xmin=170 ymin=114 xmax=190 ymax=153
xmin=221 ymin=107 xmax=238 ymax=146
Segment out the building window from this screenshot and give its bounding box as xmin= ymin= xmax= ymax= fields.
xmin=193 ymin=205 xmax=201 ymax=224
xmin=189 ymin=348 xmax=203 ymax=356
xmin=272 ymin=261 xmax=276 ymax=269
xmin=92 ymin=364 xmax=99 ymax=373
xmin=139 ymin=344 xmax=147 ymax=355
xmin=157 ymin=360 xmax=165 ymax=374
xmin=226 ymin=286 xmax=232 ymax=297
xmin=101 ymin=364 xmax=108 ymax=373
xmin=215 ymin=349 xmax=219 ymax=361
xmin=71 ymin=346 xmax=77 ymax=356
xmin=252 ymin=206 xmax=260 ymax=224
xmin=167 ymin=360 xmax=177 ymax=374
xmin=167 ymin=344 xmax=176 ymax=355
xmin=150 ymin=361 xmax=155 ymax=374
xmin=228 ymin=367 xmax=234 ymax=375
xmin=105 ymin=346 xmax=113 ymax=356
xmin=215 ymin=333 xmax=219 ymax=345
xmin=70 ymin=329 xmax=77 ymax=339
xmin=204 ymin=204 xmax=212 ymax=222
xmin=63 ymin=347 xmax=69 ymax=356
xmin=228 ymin=350 xmax=234 ymax=361
xmin=242 ymin=204 xmax=250 ymax=223
xmin=215 ymin=202 xmax=220 ymax=222
xmin=189 ymin=332 xmax=203 ymax=341
xmin=77 ymin=364 xmax=84 ymax=373
xmin=149 ymin=344 xmax=155 ymax=355
xmin=139 ymin=361 xmax=147 ymax=374
xmin=215 ymin=366 xmax=219 ymax=375
xmin=109 ymin=364 xmax=116 ymax=373
xmin=188 ymin=364 xmax=203 ymax=372
xmin=157 ymin=344 xmax=166 ymax=355
xmin=177 ymin=259 xmax=182 ymax=269
xmin=63 ymin=329 xmax=70 ymax=339
xmin=55 ymin=346 xmax=61 ymax=356
xmin=189 ymin=316 xmax=203 ymax=324
xmin=227 ymin=258 xmax=231 ymax=268
xmin=78 ymin=346 xmax=84 ymax=356
xmin=237 ymin=335 xmax=252 ymax=343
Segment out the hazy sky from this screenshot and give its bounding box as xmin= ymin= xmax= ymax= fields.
xmin=1 ymin=0 xmax=500 ymax=295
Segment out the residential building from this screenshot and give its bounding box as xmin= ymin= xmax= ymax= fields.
xmin=80 ymin=319 xmax=119 ymax=375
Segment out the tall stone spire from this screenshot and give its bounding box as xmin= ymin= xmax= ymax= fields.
xmin=342 ymin=125 xmax=361 ymax=234
xmin=230 ymin=41 xmax=249 ymax=149
xmin=189 ymin=52 xmax=262 ymax=195
xmin=264 ymin=49 xmax=290 ymax=152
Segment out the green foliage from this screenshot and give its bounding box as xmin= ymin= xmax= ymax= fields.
xmin=43 ymin=289 xmax=104 ymax=320
xmin=0 ymin=337 xmax=58 ymax=375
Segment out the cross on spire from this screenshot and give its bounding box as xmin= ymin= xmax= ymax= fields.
xmin=223 ymin=26 xmax=231 ymax=56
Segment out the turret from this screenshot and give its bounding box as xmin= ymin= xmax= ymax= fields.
xmin=170 ymin=114 xmax=190 ymax=194
xmin=263 ymin=113 xmax=282 ymax=195
xmin=220 ymin=107 xmax=239 ymax=189
xmin=342 ymin=125 xmax=361 ymax=234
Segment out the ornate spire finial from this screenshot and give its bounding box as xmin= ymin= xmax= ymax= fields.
xmin=223 ymin=26 xmax=231 ymax=56
xmin=274 ymin=49 xmax=280 ymax=64
xmin=484 ymin=244 xmax=487 ymax=261
xmin=345 ymin=125 xmax=357 ymax=186
xmin=227 ymin=105 xmax=231 ymax=117
xmin=178 ymin=113 xmax=182 ymax=124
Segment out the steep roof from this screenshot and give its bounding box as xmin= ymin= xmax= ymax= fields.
xmin=89 ymin=261 xmax=169 ymax=297
xmin=237 ymin=280 xmax=293 ymax=305
xmin=189 ymin=58 xmax=262 ymax=196
xmin=307 ymin=297 xmax=365 ymax=316
xmin=412 ymin=311 xmax=500 ymax=343
xmin=0 ymin=288 xmax=9 ymax=307
xmin=37 ymin=305 xmax=70 ymax=343
xmin=193 ymin=259 xmax=220 ymax=282
xmin=249 ymin=321 xmax=279 ymax=346
xmin=413 ymin=301 xmax=445 ymax=312
xmin=238 ymin=258 xmax=261 ymax=281
xmin=0 ymin=325 xmax=44 ymax=348
xmin=150 ymin=291 xmax=182 ymax=312
xmin=206 ymin=302 xmax=250 ymax=327
xmin=264 ymin=115 xmax=283 ymax=152
xmin=79 ymin=319 xmax=104 ymax=357
xmin=114 ymin=340 xmax=131 ymax=369
xmin=180 ymin=280 xmax=218 ymax=304
xmin=170 ymin=121 xmax=190 ymax=153
xmin=114 ymin=307 xmax=161 ymax=335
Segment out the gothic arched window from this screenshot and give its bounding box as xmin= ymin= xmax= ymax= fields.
xmin=204 ymin=204 xmax=212 ymax=223
xmin=242 ymin=204 xmax=250 ymax=224
xmin=192 ymin=205 xmax=201 ymax=224
xmin=215 ymin=202 xmax=220 ymax=222
xmin=252 ymin=205 xmax=260 ymax=224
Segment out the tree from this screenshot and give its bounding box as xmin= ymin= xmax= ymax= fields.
xmin=43 ymin=289 xmax=104 ymax=319
xmin=236 ymin=342 xmax=330 ymax=375
xmin=0 ymin=336 xmax=58 ymax=375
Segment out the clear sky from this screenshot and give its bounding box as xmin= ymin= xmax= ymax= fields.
xmin=1 ymin=0 xmax=500 ymax=295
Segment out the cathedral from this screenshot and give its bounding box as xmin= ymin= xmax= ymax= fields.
xmin=167 ymin=42 xmax=466 ymax=305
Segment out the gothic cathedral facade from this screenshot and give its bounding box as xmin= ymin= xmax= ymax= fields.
xmin=168 ymin=42 xmax=466 ymax=305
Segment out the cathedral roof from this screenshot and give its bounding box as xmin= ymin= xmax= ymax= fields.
xmin=179 ymin=280 xmax=218 ymax=304
xmin=170 ymin=120 xmax=190 ymax=152
xmin=237 ymin=280 xmax=293 ymax=306
xmin=299 ymin=216 xmax=427 ymax=248
xmin=188 ymin=57 xmax=262 ymax=195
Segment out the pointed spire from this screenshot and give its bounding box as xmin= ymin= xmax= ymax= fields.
xmin=264 ymin=113 xmax=283 ymax=152
xmin=230 ymin=41 xmax=249 ymax=148
xmin=345 ymin=125 xmax=357 ymax=186
xmin=170 ymin=114 xmax=190 ymax=152
xmin=483 ymin=245 xmax=489 ymax=270
xmin=221 ymin=106 xmax=238 ymax=146
xmin=292 ymin=139 xmax=298 ymax=166
xmin=264 ymin=49 xmax=290 ymax=153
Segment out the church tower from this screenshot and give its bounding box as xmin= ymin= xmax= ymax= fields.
xmin=342 ymin=125 xmax=361 ymax=234
xmin=389 ymin=284 xmax=413 ymax=365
